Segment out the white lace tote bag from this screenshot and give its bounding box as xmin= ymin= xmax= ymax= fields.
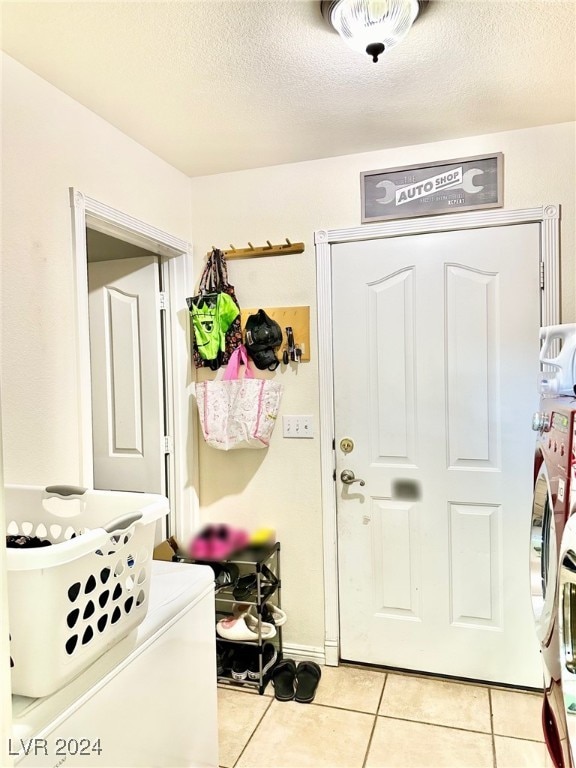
xmin=195 ymin=344 xmax=283 ymax=450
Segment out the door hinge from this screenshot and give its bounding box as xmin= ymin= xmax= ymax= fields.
xmin=162 ymin=435 xmax=173 ymax=454
xmin=159 ymin=291 xmax=168 ymax=311
xmin=332 ymin=469 xmax=336 ymax=482
xmin=540 ymin=262 xmax=545 ymax=290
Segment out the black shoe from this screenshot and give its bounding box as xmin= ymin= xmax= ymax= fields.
xmin=216 ymin=641 xmax=234 ymax=676
xmin=247 ymin=642 xmax=278 ymax=680
xmin=231 ymin=646 xmax=252 ymax=681
xmin=213 ymin=563 xmax=240 ymax=593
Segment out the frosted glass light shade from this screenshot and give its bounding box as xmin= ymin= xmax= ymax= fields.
xmin=326 ymin=0 xmax=420 ymax=61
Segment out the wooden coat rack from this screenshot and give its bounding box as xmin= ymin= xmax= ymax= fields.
xmin=208 ymin=239 xmax=305 ymax=260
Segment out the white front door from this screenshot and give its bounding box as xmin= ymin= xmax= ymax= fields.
xmin=88 ymin=256 xmax=165 ymax=495
xmin=333 ymin=223 xmax=542 ymax=686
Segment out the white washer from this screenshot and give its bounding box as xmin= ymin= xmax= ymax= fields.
xmin=11 ymin=561 xmax=218 ymax=768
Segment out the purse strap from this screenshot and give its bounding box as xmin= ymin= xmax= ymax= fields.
xmin=198 ymin=248 xmax=230 ymax=295
xmin=222 ymin=344 xmax=255 ymax=380
xmin=213 ymin=248 xmax=230 ymax=288
xmin=198 ymin=252 xmax=211 ymax=294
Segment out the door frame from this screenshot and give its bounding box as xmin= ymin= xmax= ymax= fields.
xmin=70 ymin=188 xmax=199 ymax=540
xmin=315 ymin=203 xmax=561 ymax=666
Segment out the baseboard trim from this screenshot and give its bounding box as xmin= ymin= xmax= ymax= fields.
xmin=282 ymin=642 xmax=326 ymax=665
xmin=324 ymin=641 xmax=339 ymax=667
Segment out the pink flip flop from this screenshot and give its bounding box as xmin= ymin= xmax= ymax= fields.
xmin=188 ymin=525 xmax=214 ymax=560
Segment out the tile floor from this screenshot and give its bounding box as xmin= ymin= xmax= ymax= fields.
xmin=218 ymin=664 xmax=553 ymax=768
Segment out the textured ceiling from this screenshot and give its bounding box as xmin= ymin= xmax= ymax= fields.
xmin=1 ymin=0 xmax=575 ymax=177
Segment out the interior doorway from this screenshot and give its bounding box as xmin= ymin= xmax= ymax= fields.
xmin=86 ymin=231 xmax=168 ymax=498
xmin=70 ymin=189 xmax=198 ymax=544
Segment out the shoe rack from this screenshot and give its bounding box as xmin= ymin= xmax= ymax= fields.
xmin=182 ymin=542 xmax=282 ymax=695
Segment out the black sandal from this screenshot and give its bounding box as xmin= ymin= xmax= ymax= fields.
xmin=295 ymin=661 xmax=321 ymax=703
xmin=232 ymin=565 xmax=278 ymax=601
xmin=271 ymin=659 xmax=297 ymax=701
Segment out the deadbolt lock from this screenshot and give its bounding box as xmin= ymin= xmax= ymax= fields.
xmin=340 ymin=438 xmax=354 ymax=454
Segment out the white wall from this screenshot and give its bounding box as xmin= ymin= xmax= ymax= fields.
xmin=1 ymin=53 xmax=193 ymax=485
xmin=190 ymin=122 xmax=576 ymax=652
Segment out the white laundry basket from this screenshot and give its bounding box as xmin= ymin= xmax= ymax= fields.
xmin=5 ymin=484 xmax=168 ymax=698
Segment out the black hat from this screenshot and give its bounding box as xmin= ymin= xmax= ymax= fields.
xmin=245 ymin=310 xmax=283 ymax=371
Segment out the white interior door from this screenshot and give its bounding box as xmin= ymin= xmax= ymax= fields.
xmin=333 ymin=223 xmax=543 ymax=686
xmin=88 ymin=256 xmax=165 ymax=495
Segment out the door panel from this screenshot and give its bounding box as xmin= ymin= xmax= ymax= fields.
xmin=88 ymin=256 xmax=164 ymax=494
xmin=371 ymin=499 xmax=421 ymax=619
xmin=449 ymin=502 xmax=500 ymax=627
xmin=106 ymin=286 xmax=144 ymax=454
xmin=446 ymin=265 xmax=499 ymax=467
xmin=370 ymin=268 xmax=417 ymax=464
xmin=333 ymin=223 xmax=542 ymax=686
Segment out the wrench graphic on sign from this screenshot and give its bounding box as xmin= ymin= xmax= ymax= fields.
xmin=374 ymin=168 xmax=485 ymax=205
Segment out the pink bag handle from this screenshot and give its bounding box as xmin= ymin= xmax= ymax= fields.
xmin=222 ymin=344 xmax=255 ymax=380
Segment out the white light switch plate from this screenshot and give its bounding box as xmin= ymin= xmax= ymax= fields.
xmin=282 ymin=415 xmax=314 ymax=438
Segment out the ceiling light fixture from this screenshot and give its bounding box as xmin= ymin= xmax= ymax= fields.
xmin=321 ymin=0 xmax=427 ymax=63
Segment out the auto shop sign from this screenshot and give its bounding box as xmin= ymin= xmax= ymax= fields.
xmin=361 ymin=153 xmax=503 ymax=223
